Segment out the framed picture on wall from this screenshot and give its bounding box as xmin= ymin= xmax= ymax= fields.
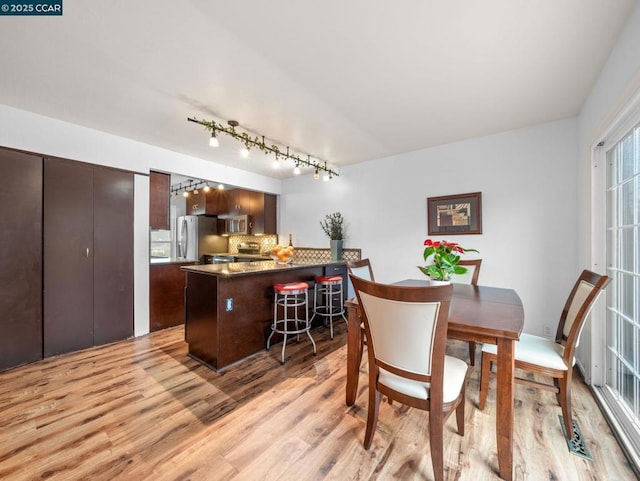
xmin=427 ymin=192 xmax=482 ymax=235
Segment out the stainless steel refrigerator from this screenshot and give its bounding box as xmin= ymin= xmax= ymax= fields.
xmin=176 ymin=215 xmax=224 ymax=261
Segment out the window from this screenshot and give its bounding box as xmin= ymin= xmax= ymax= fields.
xmin=595 ymin=119 xmax=640 ymax=463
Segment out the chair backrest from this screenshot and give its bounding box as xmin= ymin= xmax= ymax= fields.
xmin=557 ymin=270 xmax=611 ymax=363
xmin=350 ymin=274 xmax=452 ymax=385
xmin=347 ymin=258 xmax=375 ymax=282
xmin=452 ymin=259 xmax=482 ymax=286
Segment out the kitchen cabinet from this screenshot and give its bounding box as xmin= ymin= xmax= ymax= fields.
xmin=149 ymin=262 xmax=196 ymax=332
xmin=227 ymin=188 xmax=277 ymax=235
xmin=44 ymin=157 xmax=134 ymax=357
xmin=149 ymin=171 xmax=170 ymax=229
xmin=227 ymin=188 xmax=254 ymax=216
xmin=0 ymin=148 xmax=43 ymax=371
xmin=252 ymin=193 xmax=277 ymax=235
xmin=187 ymin=189 xmax=230 ymax=216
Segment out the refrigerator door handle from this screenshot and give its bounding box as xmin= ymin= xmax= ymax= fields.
xmin=178 ymin=218 xmax=187 ymax=258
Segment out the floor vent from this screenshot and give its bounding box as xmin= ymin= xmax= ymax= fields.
xmin=559 ymin=416 xmax=592 ymax=460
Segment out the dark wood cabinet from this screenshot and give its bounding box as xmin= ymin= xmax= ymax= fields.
xmin=149 ymin=171 xmax=170 ymax=229
xmin=227 ymin=188 xmax=277 ymax=235
xmin=253 ymin=193 xmax=277 ymax=235
xmin=44 ymin=158 xmax=134 ymax=357
xmin=0 ymin=148 xmax=43 ymax=371
xmin=227 ymin=188 xmax=254 ymax=216
xmin=187 ymin=189 xmax=230 ymax=216
xmin=150 ymin=262 xmax=195 ymax=332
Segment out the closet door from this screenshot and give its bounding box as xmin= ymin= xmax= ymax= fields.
xmin=44 ymin=157 xmax=94 ymax=357
xmin=0 ymin=148 xmax=43 ymax=370
xmin=93 ymin=166 xmax=134 ymax=344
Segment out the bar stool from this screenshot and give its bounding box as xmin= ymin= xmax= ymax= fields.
xmin=267 ymin=282 xmax=317 ymax=364
xmin=311 ymin=275 xmax=347 ymax=339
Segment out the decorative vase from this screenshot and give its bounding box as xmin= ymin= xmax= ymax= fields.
xmin=330 ymin=239 xmax=343 ymax=261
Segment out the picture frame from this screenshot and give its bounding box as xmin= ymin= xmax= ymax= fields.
xmin=427 ymin=192 xmax=482 ymax=235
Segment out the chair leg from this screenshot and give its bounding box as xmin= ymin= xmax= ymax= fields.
xmin=559 ymin=375 xmax=574 ymax=439
xmin=357 ymin=327 xmax=365 ymax=369
xmin=456 ymin=384 xmax=465 ymax=436
xmin=468 ymin=341 xmax=476 ymax=366
xmin=479 ymin=352 xmax=492 ymax=410
xmin=364 ymin=388 xmax=381 ymax=449
xmin=429 ymin=410 xmax=445 ymax=481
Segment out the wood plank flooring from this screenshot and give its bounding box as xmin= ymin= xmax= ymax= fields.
xmin=0 ymin=325 xmax=636 ymax=481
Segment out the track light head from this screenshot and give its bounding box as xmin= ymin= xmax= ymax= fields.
xmin=209 ymin=130 xmax=219 ymax=147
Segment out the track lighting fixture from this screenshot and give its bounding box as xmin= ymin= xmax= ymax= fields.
xmin=170 ymin=179 xmax=224 ymax=198
xmin=217 ymin=183 xmax=225 ymax=190
xmin=240 ymin=146 xmax=250 ymax=158
xmin=209 ymin=130 xmax=219 ymax=147
xmin=188 ymin=116 xmax=339 ymax=178
xmin=313 ymin=167 xmax=319 ymax=180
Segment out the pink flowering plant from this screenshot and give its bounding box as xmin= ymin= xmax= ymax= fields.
xmin=418 ymin=239 xmax=478 ymax=281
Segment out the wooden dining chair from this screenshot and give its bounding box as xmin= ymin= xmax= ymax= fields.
xmin=350 ymin=275 xmax=467 ymax=481
xmin=450 ymin=259 xmax=482 ymax=365
xmin=347 ymin=258 xmax=375 ymax=282
xmin=479 ymin=269 xmax=611 ymax=438
xmin=347 ymin=258 xmax=375 ymax=357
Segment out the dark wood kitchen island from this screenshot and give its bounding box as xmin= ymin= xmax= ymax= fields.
xmin=181 ymin=260 xmax=346 ymax=370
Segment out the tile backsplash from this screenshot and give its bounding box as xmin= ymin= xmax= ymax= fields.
xmin=227 ymin=235 xmax=277 ymax=255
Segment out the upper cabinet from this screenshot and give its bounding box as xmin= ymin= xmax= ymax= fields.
xmin=252 ymin=193 xmax=277 ymax=235
xmin=149 ymin=171 xmax=170 ymax=229
xmin=227 ymin=189 xmax=277 ymax=235
xmin=183 ymin=185 xmax=277 ymax=235
xmin=187 ymin=189 xmax=230 ymax=216
xmin=227 ymin=188 xmax=254 ymax=216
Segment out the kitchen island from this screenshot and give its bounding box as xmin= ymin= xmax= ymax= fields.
xmin=181 ymin=260 xmax=347 ymax=370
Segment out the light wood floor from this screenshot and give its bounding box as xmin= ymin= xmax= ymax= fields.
xmin=0 ymin=325 xmax=636 ymax=481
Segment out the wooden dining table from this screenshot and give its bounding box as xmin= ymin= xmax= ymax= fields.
xmin=345 ymin=280 xmax=524 ymax=481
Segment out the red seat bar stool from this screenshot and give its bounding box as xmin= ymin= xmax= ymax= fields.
xmin=311 ymin=275 xmax=347 ymax=339
xmin=267 ymin=281 xmax=317 ymax=364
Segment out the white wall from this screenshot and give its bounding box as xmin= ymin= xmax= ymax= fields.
xmin=282 ymin=118 xmax=579 ymax=336
xmin=0 ymin=104 xmax=281 ymax=336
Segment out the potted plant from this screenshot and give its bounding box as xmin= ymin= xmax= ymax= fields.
xmin=320 ymin=212 xmax=344 ymax=261
xmin=418 ymin=239 xmax=478 ymax=283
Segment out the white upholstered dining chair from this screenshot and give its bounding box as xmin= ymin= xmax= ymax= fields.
xmin=347 ymin=258 xmax=375 ymax=282
xmin=479 ymin=269 xmax=611 ymax=438
xmin=350 ymin=275 xmax=467 ymax=481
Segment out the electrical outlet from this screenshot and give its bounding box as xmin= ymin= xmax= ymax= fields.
xmin=543 ymin=325 xmax=553 ymax=337
xmin=225 ymin=298 xmax=233 ymax=311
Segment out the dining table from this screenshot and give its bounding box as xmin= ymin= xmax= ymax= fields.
xmin=345 ymin=280 xmax=524 ymax=481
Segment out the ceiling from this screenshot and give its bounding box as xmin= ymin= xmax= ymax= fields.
xmin=0 ymin=0 xmax=635 ymax=179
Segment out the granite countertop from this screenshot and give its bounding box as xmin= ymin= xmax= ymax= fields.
xmin=181 ymin=260 xmax=345 ymax=277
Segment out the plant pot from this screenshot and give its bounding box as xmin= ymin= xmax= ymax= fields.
xmin=330 ymin=239 xmax=343 ymax=261
xmin=428 ymin=278 xmax=451 ymax=286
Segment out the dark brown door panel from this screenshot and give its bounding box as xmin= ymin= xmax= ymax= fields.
xmin=43 ymin=158 xmax=94 ymax=356
xmin=0 ymin=148 xmax=43 ymax=370
xmin=93 ymin=166 xmax=134 ymax=344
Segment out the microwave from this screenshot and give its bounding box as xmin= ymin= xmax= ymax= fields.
xmin=220 ymin=215 xmax=252 ymax=236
